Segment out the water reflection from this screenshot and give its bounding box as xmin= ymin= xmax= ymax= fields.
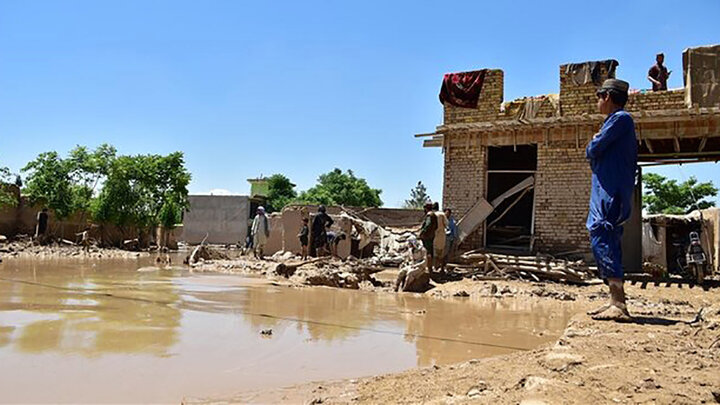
xmin=0 ymin=258 xmax=181 ymax=356
xmin=189 ymin=283 xmax=578 ymax=366
xmin=0 ymin=257 xmax=579 ymax=402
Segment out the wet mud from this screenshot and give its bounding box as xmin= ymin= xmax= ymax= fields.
xmin=0 ymin=257 xmax=577 ymax=403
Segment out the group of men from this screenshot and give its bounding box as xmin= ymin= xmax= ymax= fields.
xmin=418 ymin=202 xmax=457 ymax=273
xmin=249 ymin=204 xmax=344 ymax=260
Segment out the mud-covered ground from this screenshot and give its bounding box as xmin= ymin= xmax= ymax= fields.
xmin=0 ymin=239 xmax=150 ymax=259
xmin=185 ymin=258 xmax=720 ymax=404
xmin=4 ymin=246 xmax=719 ymax=404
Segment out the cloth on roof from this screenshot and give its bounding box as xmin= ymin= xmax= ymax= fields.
xmin=586 ymin=109 xmax=638 ymax=280
xmin=566 ymin=60 xmax=619 ymax=86
xmin=439 ymin=69 xmax=488 ymax=108
xmin=519 ymin=96 xmax=545 ymax=120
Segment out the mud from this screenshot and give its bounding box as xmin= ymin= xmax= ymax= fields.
xmin=0 ymin=239 xmax=149 ymax=259
xmin=200 ymin=280 xmax=720 ymax=404
xmin=0 ymin=257 xmax=576 ymax=403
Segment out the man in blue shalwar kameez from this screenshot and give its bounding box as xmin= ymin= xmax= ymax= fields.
xmin=585 ymin=79 xmax=637 ymax=321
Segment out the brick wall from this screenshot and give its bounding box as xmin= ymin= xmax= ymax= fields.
xmin=626 ymin=89 xmax=685 ymax=112
xmin=533 ymin=142 xmax=592 ymax=252
xmin=442 ymin=135 xmax=486 ymax=248
xmin=443 ymin=70 xmax=503 ymax=124
xmin=559 ymin=62 xmax=615 ymax=116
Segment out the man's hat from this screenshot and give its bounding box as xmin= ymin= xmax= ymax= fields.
xmin=597 ymin=79 xmax=629 ymax=95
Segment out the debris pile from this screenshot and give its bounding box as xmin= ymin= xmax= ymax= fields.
xmin=184 ymin=245 xmax=230 ymax=264
xmin=449 ymin=250 xmax=596 ymax=284
xmin=280 ymin=256 xmax=387 ymax=290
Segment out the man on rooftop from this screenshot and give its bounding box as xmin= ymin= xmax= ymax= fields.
xmin=648 ymin=53 xmax=671 ymax=91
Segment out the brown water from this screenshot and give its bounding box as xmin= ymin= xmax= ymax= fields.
xmin=0 ymin=257 xmax=578 ymax=403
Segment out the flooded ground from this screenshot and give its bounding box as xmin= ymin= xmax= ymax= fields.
xmin=0 ymin=257 xmax=578 ymax=403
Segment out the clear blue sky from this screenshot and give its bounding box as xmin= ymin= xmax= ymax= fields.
xmin=1 ymin=0 xmax=719 ymax=207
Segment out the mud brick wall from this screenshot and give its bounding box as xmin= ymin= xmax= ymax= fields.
xmin=559 ymin=63 xmax=615 ymax=116
xmin=533 ymin=142 xmax=592 ymax=252
xmin=626 ymin=89 xmax=686 ymax=112
xmin=442 ymin=136 xmax=486 ymax=249
xmin=443 ymin=70 xmax=504 ymax=124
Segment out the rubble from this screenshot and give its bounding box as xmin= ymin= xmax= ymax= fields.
xmin=449 ymin=250 xmax=596 ymax=284
xmin=0 ymin=238 xmax=149 ymax=259
xmin=184 ymin=244 xmax=230 ymax=264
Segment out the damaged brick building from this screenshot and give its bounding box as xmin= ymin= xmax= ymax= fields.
xmin=419 ymin=45 xmax=720 ymax=271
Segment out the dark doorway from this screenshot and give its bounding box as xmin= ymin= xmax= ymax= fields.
xmin=485 ymin=145 xmax=537 ymax=252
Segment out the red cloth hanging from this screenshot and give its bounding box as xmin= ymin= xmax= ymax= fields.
xmin=439 ymin=69 xmax=488 ymax=108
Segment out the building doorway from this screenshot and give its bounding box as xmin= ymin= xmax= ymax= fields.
xmin=485 ymin=145 xmax=537 ymax=252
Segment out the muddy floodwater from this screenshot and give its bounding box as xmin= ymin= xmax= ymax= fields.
xmin=0 ymin=257 xmax=578 ymax=403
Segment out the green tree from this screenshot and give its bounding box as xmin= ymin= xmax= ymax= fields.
xmin=22 ymin=144 xmax=116 ymax=219
xmin=0 ymin=166 xmax=18 ymax=208
xmin=266 ymin=174 xmax=297 ymax=213
xmin=643 ymin=173 xmax=718 ymax=214
xmin=22 ymin=151 xmax=75 ymax=219
xmin=91 ymin=152 xmax=191 ymax=239
xmin=297 ymin=169 xmax=382 ymax=207
xmin=403 ymin=181 xmax=431 ymax=209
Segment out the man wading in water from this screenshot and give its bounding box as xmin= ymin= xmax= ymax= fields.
xmin=585 ymin=79 xmax=637 ymax=322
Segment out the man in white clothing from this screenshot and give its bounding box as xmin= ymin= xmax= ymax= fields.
xmin=432 ymin=202 xmax=447 ymax=272
xmin=251 ymin=206 xmax=270 ymax=259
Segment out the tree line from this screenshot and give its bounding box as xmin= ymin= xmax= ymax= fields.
xmin=1 ymin=144 xmax=191 ymax=241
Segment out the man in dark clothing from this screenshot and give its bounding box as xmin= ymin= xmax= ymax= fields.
xmin=648 ymin=53 xmax=671 ymax=91
xmin=35 ymin=208 xmax=49 ymax=244
xmin=586 ymin=79 xmax=638 ymax=322
xmin=298 ymin=218 xmax=309 ymax=260
xmin=418 ymin=202 xmax=437 ymax=271
xmin=311 ymin=205 xmax=334 ymax=256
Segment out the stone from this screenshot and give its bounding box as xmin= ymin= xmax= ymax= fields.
xmin=397 ymin=265 xmax=431 ymax=293
xmin=453 ymin=290 xmax=470 ymax=297
xmin=481 ymin=283 xmax=498 ymax=296
xmin=541 ymin=352 xmax=583 ymax=372
xmin=467 ymin=380 xmax=489 ymax=397
xmin=521 ymin=376 xmax=551 ymax=391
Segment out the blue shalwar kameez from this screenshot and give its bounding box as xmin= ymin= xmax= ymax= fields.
xmin=586 ymin=109 xmax=638 ymax=280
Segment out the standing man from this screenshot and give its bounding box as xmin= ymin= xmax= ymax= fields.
xmin=311 ymin=205 xmax=333 ymax=256
xmin=586 ymin=79 xmax=638 ymax=322
xmin=444 ymin=208 xmax=458 ymax=261
xmin=648 ymin=53 xmax=671 ymax=91
xmin=432 ymin=202 xmax=447 ymax=272
xmin=251 ymin=206 xmax=270 ymax=259
xmin=35 ymin=207 xmax=49 ymax=245
xmin=418 ymin=202 xmax=437 ymax=272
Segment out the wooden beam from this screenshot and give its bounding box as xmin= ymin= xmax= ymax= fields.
xmin=699 ymin=136 xmax=708 ymax=152
xmin=645 ymin=138 xmax=655 ymax=153
xmin=490 ymin=176 xmax=535 ymax=207
xmin=674 ymin=137 xmax=681 ymax=153
xmin=487 ymin=187 xmax=532 ymax=229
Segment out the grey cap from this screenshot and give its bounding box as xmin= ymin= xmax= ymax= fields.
xmin=598 ymin=79 xmax=629 ymax=94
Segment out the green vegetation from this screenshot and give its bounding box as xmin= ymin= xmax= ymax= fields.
xmin=265 ymin=174 xmax=297 ymax=213
xmin=403 ymin=181 xmax=431 ymax=209
xmin=21 ymin=144 xmax=190 ymax=243
xmin=643 ymin=173 xmax=717 ymax=214
xmin=0 ymin=166 xmax=18 ymax=208
xmin=297 ymin=168 xmax=382 ymax=207
xmin=91 ymin=152 xmax=190 ymax=230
